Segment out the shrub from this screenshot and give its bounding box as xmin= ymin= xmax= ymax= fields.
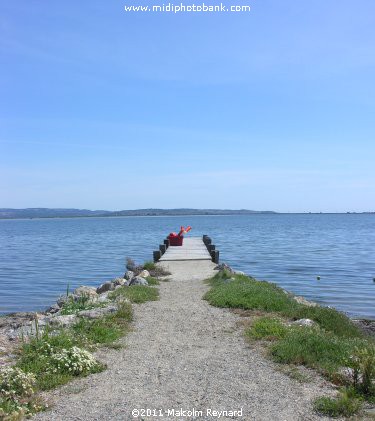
xmin=0 ymin=366 xmax=43 ymax=418
xmin=314 ymin=388 xmax=362 ymax=417
xmin=345 ymin=346 xmax=375 ymax=396
xmin=0 ymin=366 xmax=36 ymax=401
xmin=46 ymin=346 xmax=103 ymax=376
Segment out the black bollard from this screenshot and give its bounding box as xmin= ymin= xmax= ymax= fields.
xmin=159 ymin=244 xmax=166 ymax=255
xmin=211 ymin=250 xmax=219 ymax=264
xmin=153 ymin=250 xmax=161 ymax=262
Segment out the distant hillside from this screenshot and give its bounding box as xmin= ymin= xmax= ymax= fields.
xmin=0 ymin=208 xmax=276 ymax=219
xmin=0 ymin=208 xmax=111 ymax=219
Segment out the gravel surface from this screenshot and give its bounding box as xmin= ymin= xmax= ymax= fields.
xmin=33 ymin=261 xmax=337 ymax=421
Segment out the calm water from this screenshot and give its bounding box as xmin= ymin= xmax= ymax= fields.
xmin=0 ymin=214 xmax=374 ymax=319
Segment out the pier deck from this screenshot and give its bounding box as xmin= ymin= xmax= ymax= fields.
xmin=159 ymin=237 xmax=211 ymax=261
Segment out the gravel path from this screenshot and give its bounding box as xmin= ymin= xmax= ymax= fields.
xmin=34 ymin=261 xmax=336 ymax=421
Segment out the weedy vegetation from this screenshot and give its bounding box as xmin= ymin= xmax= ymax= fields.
xmin=60 ymin=294 xmax=106 ymax=315
xmin=1 ymin=255 xmax=162 ymax=420
xmin=205 ymin=270 xmax=375 ymax=417
xmin=145 ymin=276 xmax=160 ymax=285
xmin=313 ymin=388 xmax=363 ymax=418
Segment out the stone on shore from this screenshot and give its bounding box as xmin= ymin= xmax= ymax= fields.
xmin=138 ymin=270 xmax=150 ymax=278
xmin=46 ymin=303 xmax=60 ymax=314
xmin=48 ymin=314 xmax=77 ymax=328
xmin=129 ymin=276 xmax=148 ymax=286
xmin=97 ymin=292 xmax=111 ymax=302
xmin=74 ymin=286 xmax=98 ymax=299
xmin=114 ymin=277 xmax=126 ymax=286
xmin=293 ymin=296 xmax=317 ymax=307
xmin=214 ymin=263 xmax=236 ymax=274
xmin=97 ymin=281 xmax=116 ymax=294
xmin=292 ymin=318 xmax=316 ymax=327
xmin=57 ymin=294 xmax=78 ymax=307
xmin=124 ymin=271 xmax=135 ymax=281
xmin=78 ymin=306 xmax=117 ymax=319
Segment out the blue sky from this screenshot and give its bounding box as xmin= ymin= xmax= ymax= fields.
xmin=1 ymin=0 xmax=374 ymax=212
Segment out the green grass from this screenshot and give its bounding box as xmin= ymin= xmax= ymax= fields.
xmin=205 ymin=272 xmax=363 ymax=338
xmin=59 ymin=295 xmax=106 ymax=315
xmin=146 ymin=276 xmax=160 ymax=285
xmin=282 ymin=305 xmax=362 ymax=339
xmin=313 ymin=388 xmax=363 ymax=418
xmin=17 ymin=331 xmax=79 ymax=390
xmin=279 ymin=366 xmax=312 ymax=383
xmin=247 ymin=317 xmax=288 ymax=340
xmin=72 ymin=302 xmax=132 ymax=346
xmin=205 ymin=273 xmax=304 ymax=315
xmin=270 ymin=327 xmax=366 ymax=374
xmin=109 ymin=285 xmax=159 ymax=304
xmin=143 ymin=261 xmax=156 ymax=271
xmin=16 ymin=302 xmax=132 ymax=391
xmin=205 ymin=270 xmax=375 ymax=415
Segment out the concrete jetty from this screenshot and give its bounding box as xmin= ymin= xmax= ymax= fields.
xmin=159 ymin=237 xmax=212 ymax=262
xmin=154 ymin=235 xmax=219 ymax=263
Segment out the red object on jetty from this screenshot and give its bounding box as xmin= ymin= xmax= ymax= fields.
xmin=168 ymin=226 xmax=192 ymax=246
xmin=168 ymin=233 xmax=184 ymax=246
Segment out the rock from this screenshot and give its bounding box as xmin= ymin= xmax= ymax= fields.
xmin=124 ymin=271 xmax=135 ymax=281
xmin=48 ymin=314 xmax=77 ymax=328
xmin=138 ymin=270 xmax=150 ymax=278
xmin=97 ymin=281 xmax=115 ymax=294
xmin=0 ymin=313 xmax=36 ymax=329
xmin=363 ymin=407 xmax=375 ymax=417
xmin=114 ymin=277 xmax=126 ymax=286
xmin=97 ymin=292 xmax=110 ymax=302
xmin=45 ymin=304 xmax=60 ymax=314
xmin=57 ymin=294 xmax=78 ymax=307
xmin=214 ymin=263 xmax=236 ymax=274
xmin=234 ymin=270 xmax=245 ymax=275
xmin=352 ymin=319 xmax=375 ymax=338
xmin=338 ymin=367 xmax=356 ymax=383
xmin=129 ymin=276 xmax=148 ymax=286
xmin=293 ymin=296 xmax=317 ymax=307
xmin=78 ymin=306 xmax=117 ymax=319
xmin=73 ymin=286 xmax=98 ymax=299
xmin=292 ymin=318 xmax=316 ymax=327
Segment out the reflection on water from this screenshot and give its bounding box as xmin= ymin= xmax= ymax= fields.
xmin=0 ymin=214 xmax=374 ymax=319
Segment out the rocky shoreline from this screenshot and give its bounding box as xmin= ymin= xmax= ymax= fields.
xmin=0 ymin=267 xmax=154 ymax=367
xmin=1 ymin=263 xmax=374 ymax=368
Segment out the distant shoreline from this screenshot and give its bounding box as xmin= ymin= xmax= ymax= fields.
xmin=0 ymin=208 xmax=374 ymax=220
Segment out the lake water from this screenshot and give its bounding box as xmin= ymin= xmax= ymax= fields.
xmin=0 ymin=214 xmax=374 ymax=319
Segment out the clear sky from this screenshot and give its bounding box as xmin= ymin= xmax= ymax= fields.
xmin=1 ymin=1 xmax=374 ymax=212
